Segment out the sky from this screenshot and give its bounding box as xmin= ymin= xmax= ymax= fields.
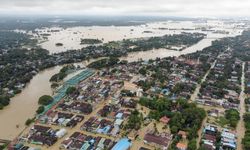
xmin=0 ymin=0 xmax=250 ymax=17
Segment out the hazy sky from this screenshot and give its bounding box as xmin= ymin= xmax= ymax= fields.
xmin=0 ymin=0 xmax=250 ymax=17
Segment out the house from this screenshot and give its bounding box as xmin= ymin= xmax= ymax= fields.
xmin=128 ymin=130 xmax=139 ymax=140
xmin=201 ymin=124 xmax=218 ymax=150
xmin=178 ymin=130 xmax=187 ymax=139
xmin=208 ymin=109 xmax=219 ymax=117
xmin=111 ymin=138 xmax=131 ymax=150
xmin=160 ymin=116 xmax=170 ymax=124
xmin=136 ymin=88 xmax=143 ymax=97
xmin=220 ymin=129 xmax=237 ymax=150
xmin=55 ymin=128 xmax=67 ymax=138
xmin=176 ymin=142 xmax=187 ymax=150
xmin=161 ymin=88 xmax=170 ymax=95
xmin=61 ymin=138 xmax=72 ymax=149
xmin=144 ymin=133 xmax=172 ymax=150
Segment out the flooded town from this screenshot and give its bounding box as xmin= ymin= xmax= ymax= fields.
xmin=1 ymin=1 xmax=250 ymax=150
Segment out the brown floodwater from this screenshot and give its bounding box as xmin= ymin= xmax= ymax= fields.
xmin=0 ymin=38 xmax=216 ymax=140
xmin=0 ymin=59 xmax=98 ymax=140
xmin=1 ymin=21 xmax=244 ymax=140
xmin=0 ymin=66 xmax=61 ymax=140
xmin=121 ymin=38 xmax=214 ymax=62
xmin=34 ymin=20 xmax=243 ymax=53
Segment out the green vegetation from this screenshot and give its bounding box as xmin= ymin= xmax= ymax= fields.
xmin=137 ymin=80 xmax=155 ymax=91
xmin=139 ymin=97 xmax=206 ymax=140
xmin=245 ymin=97 xmax=250 ymax=104
xmin=50 ymin=65 xmax=75 ymax=82
xmin=168 ymin=135 xmax=181 ymax=150
xmin=51 ymin=82 xmax=59 ymax=89
xmin=80 ymin=38 xmax=103 ymax=45
xmin=66 ymin=86 xmax=77 ymax=95
xmin=216 ymin=116 xmax=230 ymax=127
xmin=243 ymin=113 xmax=250 ymax=149
xmin=87 ymin=57 xmax=119 ymax=69
xmin=0 ymin=144 xmax=7 ymax=150
xmin=138 ymin=67 xmax=147 ymax=75
xmin=120 ymin=89 xmax=136 ymax=97
xmin=0 ymin=31 xmax=54 ymax=110
xmin=124 ymin=110 xmax=143 ymax=130
xmin=25 ymin=117 xmax=35 ymax=126
xmin=225 ymin=109 xmax=240 ymax=128
xmin=123 ymin=32 xmax=205 ymax=52
xmin=0 ymin=96 xmax=10 ymax=110
xmin=38 ymin=95 xmax=54 ymax=106
xmin=36 ymin=106 xmax=45 ymax=114
xmin=231 ymin=30 xmax=250 ymax=61
xmin=171 ymin=83 xmax=195 ymax=96
xmin=188 ymin=139 xmax=197 ymax=150
xmin=35 ymin=95 xmax=53 ymax=115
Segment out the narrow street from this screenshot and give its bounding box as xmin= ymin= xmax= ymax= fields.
xmin=236 ymin=62 xmax=246 ymax=150
xmin=190 ymin=59 xmax=216 ymax=148
xmin=190 ymin=50 xmax=229 ymax=148
xmin=190 ymin=59 xmax=217 ymax=102
xmin=190 ymin=49 xmax=229 ymax=102
xmin=130 ymin=122 xmax=155 ymax=150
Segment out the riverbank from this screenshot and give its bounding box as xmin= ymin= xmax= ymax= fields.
xmin=0 ymin=66 xmax=61 ymax=140
xmin=0 ymin=56 xmax=106 ymax=140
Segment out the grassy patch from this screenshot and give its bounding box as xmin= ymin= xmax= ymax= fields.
xmin=216 ymin=116 xmax=229 ymax=127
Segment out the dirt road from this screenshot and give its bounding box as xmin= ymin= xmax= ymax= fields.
xmin=236 ymin=62 xmax=246 ymax=150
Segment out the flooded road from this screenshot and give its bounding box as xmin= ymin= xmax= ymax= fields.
xmin=236 ymin=62 xmax=246 ymax=150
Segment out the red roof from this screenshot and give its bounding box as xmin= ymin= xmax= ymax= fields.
xmin=144 ymin=133 xmax=170 ymax=147
xmin=204 ymin=134 xmax=216 ymax=143
xmin=160 ymin=116 xmax=170 ymax=124
xmin=176 ymin=142 xmax=187 ymax=150
xmin=178 ymin=130 xmax=187 ymax=139
xmin=178 ymin=130 xmax=187 ymax=136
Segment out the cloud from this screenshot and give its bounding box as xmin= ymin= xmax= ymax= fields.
xmin=0 ymin=0 xmax=249 ymax=17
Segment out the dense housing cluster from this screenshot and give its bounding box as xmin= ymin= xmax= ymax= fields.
xmin=6 ymin=25 xmax=250 ymax=150
xmin=0 ymin=31 xmax=204 ymax=109
xmin=198 ymin=50 xmax=242 ymax=109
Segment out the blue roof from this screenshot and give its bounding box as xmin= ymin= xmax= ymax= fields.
xmin=96 ymin=125 xmax=111 ymax=134
xmin=112 ymin=138 xmax=131 ymax=150
xmin=116 ymin=113 xmax=123 ymax=119
xmin=162 ymin=89 xmax=170 ymax=95
xmin=247 ymin=83 xmax=250 ymax=87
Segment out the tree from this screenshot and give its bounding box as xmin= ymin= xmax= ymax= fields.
xmin=38 ymin=95 xmax=53 ymax=106
xmin=170 ymin=126 xmax=178 ymax=134
xmin=36 ymin=106 xmax=45 ymax=114
xmin=139 ymin=67 xmax=147 ymax=75
xmin=0 ymin=144 xmax=7 ymax=150
xmin=225 ymin=109 xmax=240 ymax=128
xmin=0 ymin=96 xmax=10 ymax=108
xmin=125 ymin=110 xmax=143 ymax=130
xmin=66 ymin=86 xmax=77 ymax=95
xmin=25 ymin=118 xmax=34 ymax=126
xmin=188 ymin=139 xmax=197 ymax=150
